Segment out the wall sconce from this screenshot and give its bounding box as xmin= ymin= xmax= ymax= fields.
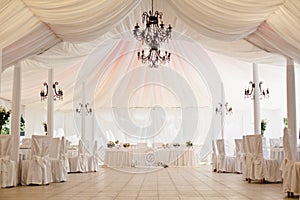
xmin=216 ymin=102 xmax=233 ymax=115
xmin=40 ymin=82 xmax=63 ymax=101
xmin=76 ymin=103 xmax=92 ymax=115
xmin=244 ymin=81 xmax=269 ymax=100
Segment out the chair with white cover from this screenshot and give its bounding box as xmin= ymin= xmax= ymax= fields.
xmin=49 ymin=137 xmax=67 ymax=182
xmin=87 ymin=141 xmax=99 ymax=172
xmin=216 ymin=139 xmax=235 ymax=173
xmin=68 ymin=140 xmax=88 ymax=172
xmin=21 ymin=135 xmax=52 ymax=185
xmin=234 ymin=139 xmax=243 ymax=173
xmin=60 ymin=136 xmax=70 ymax=172
xmin=242 ymin=135 xmax=249 ymax=180
xmin=280 ymin=128 xmax=296 ymax=197
xmin=0 ymin=135 xmax=17 ymax=188
xmin=291 ymin=162 xmax=300 ymax=195
xmin=245 ymin=135 xmax=281 ymax=183
xmin=211 ymin=140 xmax=217 ymax=172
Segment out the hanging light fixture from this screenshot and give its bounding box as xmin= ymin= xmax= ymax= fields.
xmin=215 ymin=102 xmax=233 ymax=115
xmin=40 ymin=82 xmax=63 ymax=101
xmin=133 ymin=0 xmax=172 ymax=46
xmin=137 ymin=46 xmax=171 ymax=68
xmin=244 ymin=81 xmax=269 ymax=99
xmin=76 ymin=103 xmax=92 ymax=115
xmin=133 ymin=0 xmax=172 ymax=68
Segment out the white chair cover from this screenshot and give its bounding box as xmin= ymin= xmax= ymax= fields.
xmin=234 ymin=139 xmax=243 ymax=173
xmin=68 ymin=140 xmax=89 ymax=172
xmin=291 ymin=162 xmax=300 ymax=194
xmin=242 ymin=136 xmax=249 ymax=180
xmin=87 ymin=141 xmax=99 ymax=172
xmin=216 ymin=139 xmax=235 ymax=173
xmin=0 ymin=135 xmax=17 ymax=188
xmin=280 ymin=128 xmax=295 ymax=194
xmin=21 ymin=135 xmax=52 ymax=185
xmin=211 ymin=140 xmax=217 ymax=172
xmin=49 ymin=137 xmax=67 ymax=182
xmin=60 ymin=136 xmax=70 ymax=172
xmin=245 ymin=135 xmax=281 ymax=183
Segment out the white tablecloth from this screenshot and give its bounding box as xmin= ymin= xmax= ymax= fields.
xmin=104 ymin=148 xmax=133 ymax=167
xmin=270 ymin=147 xmax=300 ymax=165
xmin=104 ymin=147 xmax=195 ymax=168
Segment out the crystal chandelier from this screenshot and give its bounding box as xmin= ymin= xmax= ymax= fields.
xmin=133 ymin=0 xmax=172 ymax=46
xmin=244 ymin=81 xmax=269 ymax=100
xmin=40 ymin=82 xmax=63 ymax=101
xmin=137 ymin=46 xmax=171 ymax=68
xmin=133 ymin=0 xmax=172 ymax=67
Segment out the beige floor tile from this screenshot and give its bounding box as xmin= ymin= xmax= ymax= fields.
xmin=0 ymin=165 xmax=288 ymax=200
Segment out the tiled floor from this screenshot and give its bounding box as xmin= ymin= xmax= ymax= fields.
xmin=0 ymin=165 xmax=297 ymax=200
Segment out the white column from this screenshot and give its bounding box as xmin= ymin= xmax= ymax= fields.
xmin=81 ymin=82 xmax=86 ymax=141
xmin=221 ymin=83 xmax=225 ymax=139
xmin=286 ymin=57 xmax=297 ymax=161
xmin=91 ymin=107 xmax=95 ymax=144
xmin=0 ymin=48 xmax=2 ymax=95
xmin=253 ymin=63 xmax=261 ymax=135
xmin=11 ymin=62 xmax=22 ymax=164
xmin=47 ymin=68 xmax=54 ymax=137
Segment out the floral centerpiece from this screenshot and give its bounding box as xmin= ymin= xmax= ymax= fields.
xmin=0 ymin=106 xmax=10 ymax=134
xmin=123 ymin=143 xmax=130 ymax=148
xmin=186 ymin=140 xmax=193 ymax=147
xmin=173 ymin=143 xmax=180 ymax=147
xmin=107 ymin=141 xmax=115 ymax=148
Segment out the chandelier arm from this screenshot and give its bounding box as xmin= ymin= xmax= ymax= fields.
xmin=44 ymin=82 xmax=48 ymax=97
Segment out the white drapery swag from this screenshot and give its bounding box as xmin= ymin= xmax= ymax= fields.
xmin=3 ymin=0 xmax=300 ymax=72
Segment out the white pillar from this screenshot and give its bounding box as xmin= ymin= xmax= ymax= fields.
xmin=47 ymin=68 xmax=54 ymax=137
xmin=0 ymin=48 xmax=2 ymax=95
xmin=11 ymin=62 xmax=22 ymax=164
xmin=221 ymin=83 xmax=225 ymax=139
xmin=91 ymin=107 xmax=95 ymax=144
xmin=81 ymin=82 xmax=86 ymax=141
xmin=286 ymin=57 xmax=297 ymax=161
xmin=253 ymin=63 xmax=261 ymax=135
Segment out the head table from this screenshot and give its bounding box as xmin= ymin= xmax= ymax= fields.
xmin=104 ymin=146 xmax=196 ymax=168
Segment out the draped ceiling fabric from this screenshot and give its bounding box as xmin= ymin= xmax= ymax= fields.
xmin=0 ymin=0 xmax=300 ymax=150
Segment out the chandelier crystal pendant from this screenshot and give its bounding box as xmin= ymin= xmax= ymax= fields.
xmin=40 ymin=82 xmax=63 ymax=101
xmin=133 ymin=0 xmax=172 ymax=47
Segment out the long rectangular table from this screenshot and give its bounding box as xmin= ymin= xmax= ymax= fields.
xmin=104 ymin=147 xmax=196 ymax=168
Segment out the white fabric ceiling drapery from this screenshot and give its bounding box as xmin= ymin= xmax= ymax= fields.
xmin=1 ymin=0 xmax=300 ymax=71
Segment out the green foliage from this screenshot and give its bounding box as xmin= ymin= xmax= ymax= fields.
xmin=283 ymin=117 xmax=288 ymax=128
xmin=261 ymin=119 xmax=267 ymax=136
xmin=20 ymin=115 xmax=25 ymax=132
xmin=0 ymin=106 xmax=10 ymax=134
